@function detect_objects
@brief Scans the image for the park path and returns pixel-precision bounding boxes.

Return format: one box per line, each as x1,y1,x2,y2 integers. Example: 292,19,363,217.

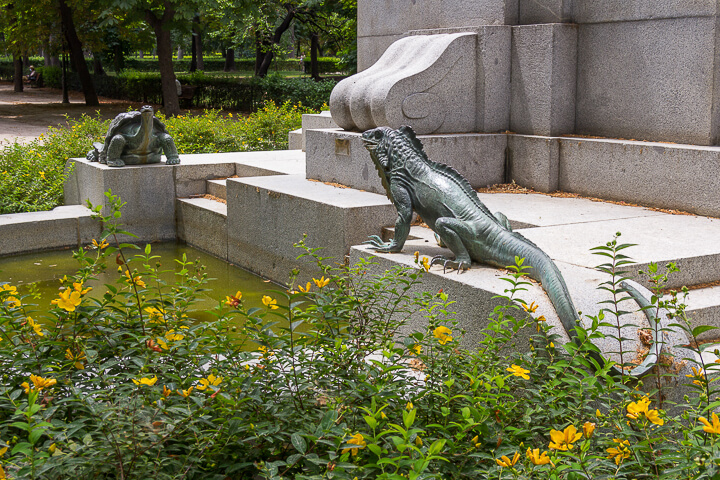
0,82,147,144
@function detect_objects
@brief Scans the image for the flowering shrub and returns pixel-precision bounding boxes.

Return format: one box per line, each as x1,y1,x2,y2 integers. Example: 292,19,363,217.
0,101,313,214
0,196,719,479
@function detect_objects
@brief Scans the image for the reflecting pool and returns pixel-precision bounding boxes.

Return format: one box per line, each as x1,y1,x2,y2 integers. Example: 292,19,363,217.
0,243,284,320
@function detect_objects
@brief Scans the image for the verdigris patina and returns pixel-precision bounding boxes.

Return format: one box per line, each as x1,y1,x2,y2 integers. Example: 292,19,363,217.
362,125,661,377
87,105,180,167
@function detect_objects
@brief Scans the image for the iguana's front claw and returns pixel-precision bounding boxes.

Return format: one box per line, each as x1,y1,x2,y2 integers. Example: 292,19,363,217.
363,235,400,253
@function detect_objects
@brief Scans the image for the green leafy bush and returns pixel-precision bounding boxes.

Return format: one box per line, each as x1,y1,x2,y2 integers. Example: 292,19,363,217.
37,68,336,112
0,102,312,214
0,198,719,479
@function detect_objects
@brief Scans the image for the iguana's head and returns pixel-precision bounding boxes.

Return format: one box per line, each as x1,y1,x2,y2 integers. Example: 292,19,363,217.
361,127,392,152
362,125,427,172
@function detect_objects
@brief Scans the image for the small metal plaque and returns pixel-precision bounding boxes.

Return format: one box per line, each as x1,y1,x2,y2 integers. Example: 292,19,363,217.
335,139,350,156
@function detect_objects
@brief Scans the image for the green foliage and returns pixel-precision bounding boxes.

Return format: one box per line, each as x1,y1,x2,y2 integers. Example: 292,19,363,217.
1,202,719,479
37,67,336,111
0,102,312,213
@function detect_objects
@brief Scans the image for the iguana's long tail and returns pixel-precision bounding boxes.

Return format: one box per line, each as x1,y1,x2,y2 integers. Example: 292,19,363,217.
486,230,660,377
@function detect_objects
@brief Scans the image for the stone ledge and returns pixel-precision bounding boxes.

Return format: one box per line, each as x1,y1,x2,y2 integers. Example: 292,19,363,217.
226,174,397,283
0,205,101,256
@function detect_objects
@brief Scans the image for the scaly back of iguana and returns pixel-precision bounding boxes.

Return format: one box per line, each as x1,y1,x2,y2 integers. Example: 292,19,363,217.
362,125,498,222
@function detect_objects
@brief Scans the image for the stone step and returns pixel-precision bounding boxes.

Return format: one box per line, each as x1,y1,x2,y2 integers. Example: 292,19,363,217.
207,179,227,200
476,192,720,290
176,197,227,260
225,174,398,282
685,285,720,342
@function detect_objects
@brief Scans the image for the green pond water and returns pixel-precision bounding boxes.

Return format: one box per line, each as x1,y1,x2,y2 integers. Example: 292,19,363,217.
0,243,284,322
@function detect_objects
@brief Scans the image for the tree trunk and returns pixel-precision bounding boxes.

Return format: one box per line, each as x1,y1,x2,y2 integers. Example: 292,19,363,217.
310,32,320,81
254,29,262,76
13,55,23,92
189,34,197,72
146,3,180,116
223,47,235,71
42,47,51,66
92,52,105,75
193,15,203,70
177,46,182,60
59,0,99,105
256,5,296,77
139,50,144,58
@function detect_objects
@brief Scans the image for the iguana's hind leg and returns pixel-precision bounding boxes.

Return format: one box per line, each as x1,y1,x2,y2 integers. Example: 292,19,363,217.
430,217,473,273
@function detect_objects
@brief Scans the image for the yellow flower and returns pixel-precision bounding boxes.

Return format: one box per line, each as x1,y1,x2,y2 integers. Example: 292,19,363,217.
606,439,631,465
178,386,194,397
162,385,172,397
73,282,92,295
124,270,146,289
596,409,604,418
156,338,169,350
0,443,6,457
91,238,108,249
433,326,453,345
415,436,423,446
22,374,57,394
495,452,520,468
406,401,414,410
583,421,596,438
413,251,420,262
549,425,581,450
197,374,222,391
421,256,430,272
27,317,44,336
262,295,278,309
409,344,421,355
526,448,552,466
313,276,330,288
297,282,311,293
536,315,547,332
51,288,82,312
342,433,366,456
65,348,86,369
1,284,20,307
165,329,185,342
471,435,481,448
686,366,705,386
145,307,167,323
522,301,539,313
225,291,242,308
132,376,158,386
699,412,720,434
39,171,45,180
626,396,663,425
506,364,530,380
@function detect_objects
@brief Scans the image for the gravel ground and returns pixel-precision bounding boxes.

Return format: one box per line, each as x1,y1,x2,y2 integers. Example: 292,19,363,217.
0,82,151,144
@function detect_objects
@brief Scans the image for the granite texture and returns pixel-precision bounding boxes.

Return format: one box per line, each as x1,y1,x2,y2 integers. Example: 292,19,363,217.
557,137,720,217
226,175,397,283
576,17,719,145
510,23,577,136
305,129,506,194
507,134,559,192
331,32,477,134
176,198,228,260
64,158,177,243
0,206,101,256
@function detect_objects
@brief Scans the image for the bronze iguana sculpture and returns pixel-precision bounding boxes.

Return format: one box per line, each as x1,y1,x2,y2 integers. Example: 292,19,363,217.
87,105,180,168
362,125,662,377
